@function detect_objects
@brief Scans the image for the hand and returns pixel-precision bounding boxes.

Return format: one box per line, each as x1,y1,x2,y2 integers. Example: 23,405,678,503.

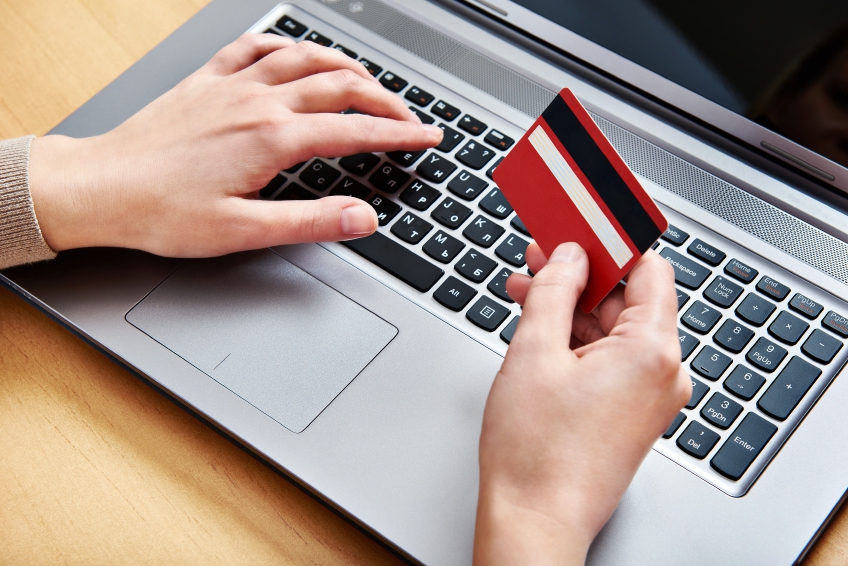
28,34,443,256
474,242,690,565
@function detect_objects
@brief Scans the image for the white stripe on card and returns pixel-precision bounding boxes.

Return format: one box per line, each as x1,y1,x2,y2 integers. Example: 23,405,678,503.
528,126,633,268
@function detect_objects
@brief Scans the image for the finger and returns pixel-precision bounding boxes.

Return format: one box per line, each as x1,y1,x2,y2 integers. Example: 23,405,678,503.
616,250,678,335
243,40,377,86
275,70,413,122
203,33,295,76
571,310,606,345
514,242,589,350
504,273,532,305
525,241,547,275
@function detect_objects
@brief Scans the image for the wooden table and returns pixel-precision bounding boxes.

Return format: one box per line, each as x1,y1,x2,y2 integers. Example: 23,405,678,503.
0,1,846,564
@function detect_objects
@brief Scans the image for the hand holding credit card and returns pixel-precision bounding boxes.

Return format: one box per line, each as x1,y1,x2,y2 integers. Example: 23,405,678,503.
493,88,668,312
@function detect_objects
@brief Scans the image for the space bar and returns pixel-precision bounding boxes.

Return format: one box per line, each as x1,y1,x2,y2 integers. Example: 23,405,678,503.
342,232,444,292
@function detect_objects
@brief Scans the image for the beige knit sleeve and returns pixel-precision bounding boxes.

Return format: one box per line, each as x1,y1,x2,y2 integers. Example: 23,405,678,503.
0,136,57,270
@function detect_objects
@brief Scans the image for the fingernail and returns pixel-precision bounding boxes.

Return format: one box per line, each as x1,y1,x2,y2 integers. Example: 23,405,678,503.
340,204,377,236
548,242,582,264
409,108,423,124
423,124,444,141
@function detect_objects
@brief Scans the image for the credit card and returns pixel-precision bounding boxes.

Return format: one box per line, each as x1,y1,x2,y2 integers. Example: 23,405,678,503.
493,88,668,312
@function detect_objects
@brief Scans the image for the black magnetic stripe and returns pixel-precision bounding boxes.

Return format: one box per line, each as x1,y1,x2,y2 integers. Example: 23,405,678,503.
541,96,659,252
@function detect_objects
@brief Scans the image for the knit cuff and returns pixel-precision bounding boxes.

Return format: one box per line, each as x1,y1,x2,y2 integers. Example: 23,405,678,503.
0,136,57,270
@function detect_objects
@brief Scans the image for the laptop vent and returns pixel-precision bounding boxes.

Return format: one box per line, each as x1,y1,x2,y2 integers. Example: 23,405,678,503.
320,0,848,285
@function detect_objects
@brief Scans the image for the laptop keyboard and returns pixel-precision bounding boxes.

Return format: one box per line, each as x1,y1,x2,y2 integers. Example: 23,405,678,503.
257,9,848,496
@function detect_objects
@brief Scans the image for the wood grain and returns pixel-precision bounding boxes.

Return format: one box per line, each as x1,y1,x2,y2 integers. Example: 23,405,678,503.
0,0,845,563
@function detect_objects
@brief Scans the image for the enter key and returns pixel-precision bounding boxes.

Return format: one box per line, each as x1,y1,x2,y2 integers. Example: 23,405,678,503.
711,413,778,481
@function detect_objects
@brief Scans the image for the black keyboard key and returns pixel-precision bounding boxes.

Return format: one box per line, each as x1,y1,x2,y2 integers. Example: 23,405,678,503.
484,130,515,151
276,16,306,37
495,234,529,267
736,293,776,326
757,356,821,420
423,230,465,263
703,276,744,308
463,215,505,248
455,249,497,283
823,311,848,338
661,224,689,246
687,377,710,409
400,179,441,210
724,365,766,401
663,413,686,439
447,170,488,200
676,289,690,311
431,197,472,229
456,140,496,170
405,86,434,107
432,100,460,121
724,258,758,284
691,345,732,380
379,71,407,92
339,153,380,176
677,421,720,459
342,232,443,292
436,123,465,152
409,107,435,124
458,114,487,135
387,149,425,167
264,28,283,36
358,58,382,77
369,162,410,193
299,159,341,190
746,336,788,373
701,392,743,429
305,31,332,46
259,174,286,198
329,176,370,199
757,276,790,302
486,157,503,180
713,319,755,353
417,153,458,184
368,194,401,226
285,161,306,174
332,44,357,58
768,311,809,345
466,296,510,331
687,239,726,266
500,315,520,344
391,211,433,244
433,276,476,311
510,215,531,237
660,248,711,289
789,293,824,319
802,329,843,364
711,413,777,480
274,183,316,201
488,268,514,303
651,241,660,250
479,188,513,219
679,328,700,361
681,300,722,334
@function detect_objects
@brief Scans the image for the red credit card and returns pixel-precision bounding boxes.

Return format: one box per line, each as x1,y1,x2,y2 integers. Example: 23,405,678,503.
493,88,668,312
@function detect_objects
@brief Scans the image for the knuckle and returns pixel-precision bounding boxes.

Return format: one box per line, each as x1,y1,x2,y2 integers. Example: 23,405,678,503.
294,39,322,58
332,68,363,89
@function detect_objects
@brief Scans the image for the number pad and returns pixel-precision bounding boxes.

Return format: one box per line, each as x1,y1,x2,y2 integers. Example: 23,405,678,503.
681,300,722,334
746,337,788,373
691,345,732,380
713,319,754,353
723,365,765,401
700,392,743,430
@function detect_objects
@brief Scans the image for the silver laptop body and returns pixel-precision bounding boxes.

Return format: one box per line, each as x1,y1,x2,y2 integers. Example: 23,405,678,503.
4,0,848,563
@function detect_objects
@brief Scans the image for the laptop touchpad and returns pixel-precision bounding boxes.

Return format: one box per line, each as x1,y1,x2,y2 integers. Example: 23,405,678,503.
126,249,397,433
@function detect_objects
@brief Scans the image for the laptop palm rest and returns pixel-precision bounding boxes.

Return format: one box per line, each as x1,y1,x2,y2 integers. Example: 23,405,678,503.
126,248,398,433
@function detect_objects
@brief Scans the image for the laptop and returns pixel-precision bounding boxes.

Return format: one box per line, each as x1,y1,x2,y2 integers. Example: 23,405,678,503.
4,0,848,563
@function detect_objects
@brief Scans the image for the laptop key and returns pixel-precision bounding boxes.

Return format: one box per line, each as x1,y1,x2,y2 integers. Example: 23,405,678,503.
274,183,316,201
369,162,410,193
431,197,472,229
723,365,766,401
358,58,382,77
387,149,425,167
823,311,848,338
479,188,514,219
500,315,521,344
746,336,788,373
789,293,824,319
735,292,776,327
447,170,488,200
757,276,790,302
691,345,732,380
724,258,758,284
687,377,710,409
299,159,341,190
458,114,487,135
663,413,686,439
676,289,690,311
466,296,510,331
405,86,434,107
711,413,778,481
417,153,458,183
456,141,496,170
659,248,711,289
455,250,497,283
433,276,477,311
432,100,460,121
687,238,726,266
436,123,465,152
463,215,505,248
339,153,380,176
703,276,743,308
408,108,434,125
305,31,333,46
802,329,843,364
332,44,357,58
329,176,370,199
264,28,283,36
423,230,464,263
713,319,755,353
678,327,699,361
495,234,529,267
661,224,689,246
677,421,720,459
701,392,742,429
488,268,514,303
768,311,809,345
276,16,307,37
681,300,722,334
510,215,531,237
757,356,821,420
484,129,515,150
391,212,433,244
486,156,503,180
400,180,441,210
342,232,443,292
259,174,286,198
367,194,401,227
284,161,306,174
379,71,407,92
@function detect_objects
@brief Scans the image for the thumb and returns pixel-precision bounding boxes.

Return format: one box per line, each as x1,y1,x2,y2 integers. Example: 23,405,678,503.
515,242,589,350
234,196,378,245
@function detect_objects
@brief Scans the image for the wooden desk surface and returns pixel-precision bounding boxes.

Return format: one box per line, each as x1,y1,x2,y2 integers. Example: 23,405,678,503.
0,1,846,564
